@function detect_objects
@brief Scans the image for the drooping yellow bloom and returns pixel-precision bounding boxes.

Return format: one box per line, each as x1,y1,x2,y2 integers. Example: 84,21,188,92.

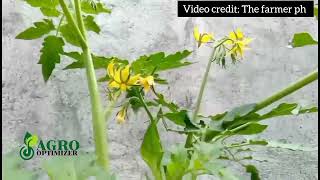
139,76,155,92
116,106,127,124
193,26,214,48
226,28,253,58
107,62,140,91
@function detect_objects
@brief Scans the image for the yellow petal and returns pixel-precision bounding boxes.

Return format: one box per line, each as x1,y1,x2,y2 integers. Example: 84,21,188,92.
229,31,237,41
120,83,127,91
235,28,244,39
109,80,120,89
193,26,200,41
116,111,125,124
146,76,155,85
201,33,214,43
120,65,130,82
107,62,115,78
114,69,122,83
128,74,140,85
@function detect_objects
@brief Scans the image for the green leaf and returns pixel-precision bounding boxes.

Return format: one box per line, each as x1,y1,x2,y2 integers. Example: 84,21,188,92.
162,144,190,180
38,36,65,82
16,19,55,40
154,94,179,113
290,32,318,47
245,165,260,180
141,122,163,180
25,0,60,17
164,110,189,126
60,23,82,47
40,7,60,17
131,50,192,75
220,104,257,123
84,15,101,34
260,103,318,120
25,0,59,8
234,123,267,135
43,157,77,180
222,103,317,129
63,52,128,69
3,151,36,180
81,1,111,14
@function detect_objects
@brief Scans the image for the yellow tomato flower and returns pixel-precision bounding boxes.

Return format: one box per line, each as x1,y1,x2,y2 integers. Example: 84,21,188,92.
107,62,140,91
116,106,127,124
194,26,214,48
226,28,253,58
139,76,155,92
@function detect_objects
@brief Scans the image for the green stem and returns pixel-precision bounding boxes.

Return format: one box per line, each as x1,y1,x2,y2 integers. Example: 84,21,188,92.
192,49,215,122
59,0,87,48
136,89,154,122
59,0,110,171
56,15,65,36
83,48,109,171
186,47,216,148
74,0,86,37
254,70,318,112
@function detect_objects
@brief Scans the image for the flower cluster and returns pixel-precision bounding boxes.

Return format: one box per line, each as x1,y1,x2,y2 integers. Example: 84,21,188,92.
193,26,253,61
107,61,155,124
107,61,155,92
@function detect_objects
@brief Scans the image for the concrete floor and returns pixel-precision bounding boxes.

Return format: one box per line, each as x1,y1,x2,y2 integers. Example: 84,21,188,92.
2,0,318,179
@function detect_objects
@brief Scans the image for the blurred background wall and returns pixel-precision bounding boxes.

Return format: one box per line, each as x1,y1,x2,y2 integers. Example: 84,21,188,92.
2,0,318,179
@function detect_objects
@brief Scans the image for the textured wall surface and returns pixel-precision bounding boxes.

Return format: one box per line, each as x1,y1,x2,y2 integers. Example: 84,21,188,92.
2,0,318,179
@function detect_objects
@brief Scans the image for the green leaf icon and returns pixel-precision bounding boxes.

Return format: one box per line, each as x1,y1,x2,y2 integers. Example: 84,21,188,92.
24,132,32,145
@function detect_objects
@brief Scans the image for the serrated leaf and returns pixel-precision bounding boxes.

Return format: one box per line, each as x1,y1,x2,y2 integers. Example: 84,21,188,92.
260,103,318,120
245,165,260,180
16,19,55,40
141,122,163,180
25,0,59,8
84,15,101,34
154,94,179,113
290,32,318,47
221,104,257,123
164,110,189,126
60,24,82,47
40,7,60,17
63,52,128,69
234,123,267,135
38,36,65,82
3,151,36,180
131,50,192,75
81,1,111,14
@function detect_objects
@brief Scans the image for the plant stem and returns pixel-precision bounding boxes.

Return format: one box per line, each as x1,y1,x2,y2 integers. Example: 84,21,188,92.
59,0,110,171
74,0,86,37
254,70,318,112
59,0,87,48
192,49,216,122
83,48,109,170
186,47,216,148
136,89,154,122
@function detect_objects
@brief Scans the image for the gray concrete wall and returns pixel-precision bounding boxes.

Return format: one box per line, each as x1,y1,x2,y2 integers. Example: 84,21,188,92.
2,0,318,179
